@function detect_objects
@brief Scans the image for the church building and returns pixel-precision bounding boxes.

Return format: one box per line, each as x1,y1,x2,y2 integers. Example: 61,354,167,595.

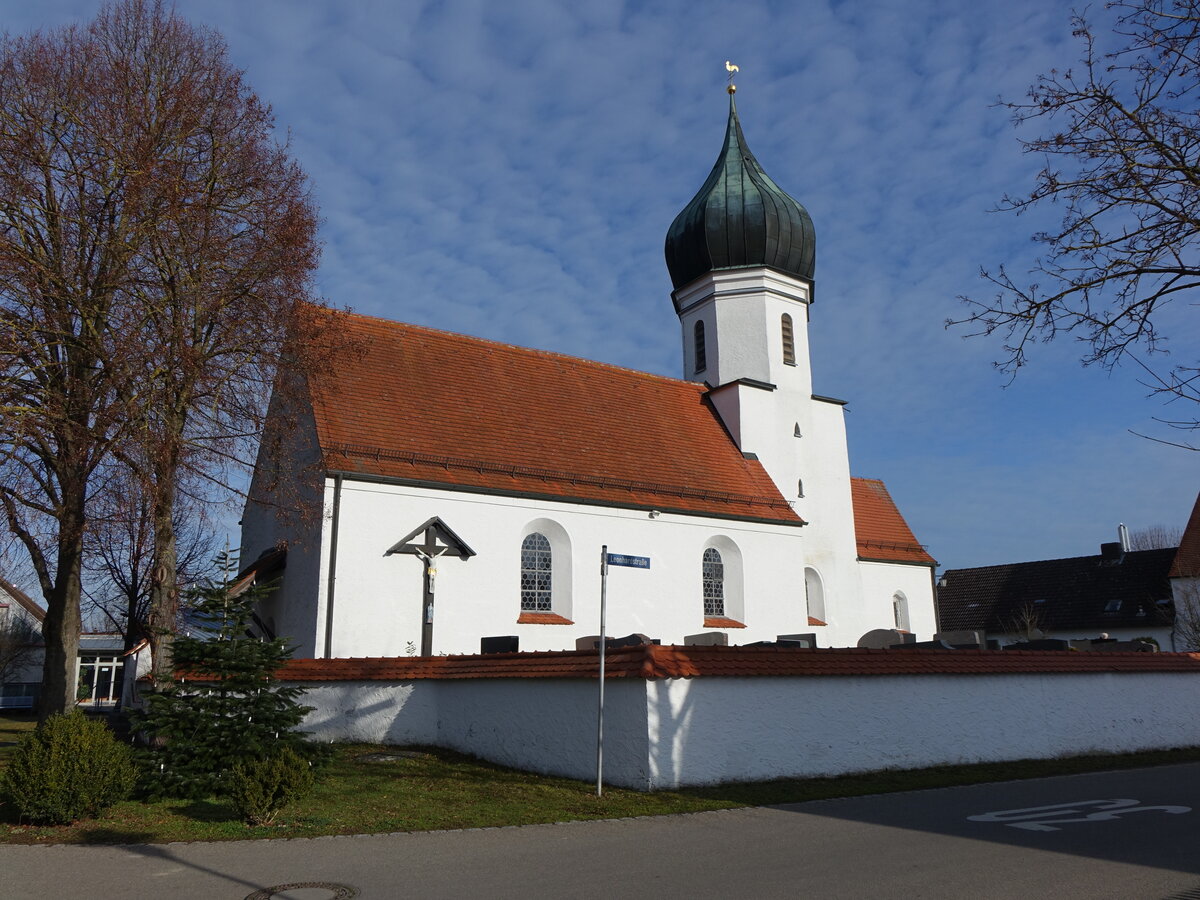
239,95,937,657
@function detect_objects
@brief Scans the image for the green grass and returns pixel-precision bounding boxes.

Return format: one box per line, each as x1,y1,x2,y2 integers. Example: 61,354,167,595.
2,713,1199,846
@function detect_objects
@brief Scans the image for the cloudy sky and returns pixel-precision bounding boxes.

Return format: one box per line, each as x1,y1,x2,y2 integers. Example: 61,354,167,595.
4,0,1196,571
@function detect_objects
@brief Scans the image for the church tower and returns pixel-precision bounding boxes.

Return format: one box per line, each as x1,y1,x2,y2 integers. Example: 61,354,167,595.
664,87,829,510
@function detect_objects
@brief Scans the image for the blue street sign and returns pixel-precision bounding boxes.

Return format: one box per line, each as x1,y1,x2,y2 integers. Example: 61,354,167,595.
606,553,650,569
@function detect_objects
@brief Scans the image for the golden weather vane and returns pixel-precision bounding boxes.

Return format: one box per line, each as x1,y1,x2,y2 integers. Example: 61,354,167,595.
725,60,739,94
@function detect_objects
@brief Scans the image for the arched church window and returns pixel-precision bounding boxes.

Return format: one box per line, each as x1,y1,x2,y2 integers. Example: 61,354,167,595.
694,320,707,374
797,478,805,498
781,313,796,366
805,567,825,624
893,591,910,631
521,533,552,612
702,547,724,617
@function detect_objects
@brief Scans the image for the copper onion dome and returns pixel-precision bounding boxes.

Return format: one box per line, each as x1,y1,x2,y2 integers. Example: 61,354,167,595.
665,97,815,290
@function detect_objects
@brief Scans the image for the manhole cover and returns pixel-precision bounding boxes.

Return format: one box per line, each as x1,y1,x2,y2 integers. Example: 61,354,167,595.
356,751,427,763
245,882,358,900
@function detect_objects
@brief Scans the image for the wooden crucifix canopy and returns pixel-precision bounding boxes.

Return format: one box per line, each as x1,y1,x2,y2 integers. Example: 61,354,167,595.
384,517,476,560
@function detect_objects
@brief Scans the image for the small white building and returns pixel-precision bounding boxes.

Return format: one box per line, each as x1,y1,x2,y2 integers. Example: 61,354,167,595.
0,577,151,709
240,97,937,657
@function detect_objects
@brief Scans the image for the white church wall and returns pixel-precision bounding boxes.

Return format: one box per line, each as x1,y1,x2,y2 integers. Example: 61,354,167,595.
293,666,1200,790
857,560,937,640
239,398,328,657
310,476,903,656
794,399,870,642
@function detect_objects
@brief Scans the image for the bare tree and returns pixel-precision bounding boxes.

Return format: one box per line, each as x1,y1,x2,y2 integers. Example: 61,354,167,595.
1001,600,1046,643
1128,524,1184,550
955,1,1200,446
82,460,214,649
0,15,147,718
1172,580,1200,651
0,0,324,714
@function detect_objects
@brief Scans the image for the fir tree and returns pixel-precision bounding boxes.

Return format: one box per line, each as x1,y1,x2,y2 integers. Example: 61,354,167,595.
134,552,314,799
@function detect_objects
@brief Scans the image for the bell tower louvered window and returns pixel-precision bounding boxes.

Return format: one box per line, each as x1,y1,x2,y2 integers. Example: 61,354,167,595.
781,313,796,366
694,320,707,374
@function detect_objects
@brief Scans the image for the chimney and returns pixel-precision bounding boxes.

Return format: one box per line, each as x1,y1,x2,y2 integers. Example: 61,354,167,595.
1100,541,1124,565
1118,523,1131,552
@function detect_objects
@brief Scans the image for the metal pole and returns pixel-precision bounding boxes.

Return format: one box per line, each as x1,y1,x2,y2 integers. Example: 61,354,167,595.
597,544,608,797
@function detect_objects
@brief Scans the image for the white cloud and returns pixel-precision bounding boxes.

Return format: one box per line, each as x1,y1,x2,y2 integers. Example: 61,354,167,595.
4,0,1194,570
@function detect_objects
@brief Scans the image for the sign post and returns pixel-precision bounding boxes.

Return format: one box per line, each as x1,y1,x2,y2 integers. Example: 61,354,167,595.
595,548,650,797
596,545,608,797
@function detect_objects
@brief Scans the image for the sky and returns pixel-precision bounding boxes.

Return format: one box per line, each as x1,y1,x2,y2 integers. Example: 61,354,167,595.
3,0,1196,573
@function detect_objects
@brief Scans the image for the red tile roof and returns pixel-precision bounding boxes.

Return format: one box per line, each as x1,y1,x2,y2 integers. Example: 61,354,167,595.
305,309,801,525
263,644,1200,682
850,478,935,566
1171,491,1200,578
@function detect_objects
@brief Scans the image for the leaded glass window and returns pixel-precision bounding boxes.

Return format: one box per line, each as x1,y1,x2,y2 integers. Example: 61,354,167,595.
702,547,724,617
521,533,553,612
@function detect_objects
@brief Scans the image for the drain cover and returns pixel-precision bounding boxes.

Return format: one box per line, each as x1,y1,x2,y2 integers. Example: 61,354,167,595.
244,882,358,900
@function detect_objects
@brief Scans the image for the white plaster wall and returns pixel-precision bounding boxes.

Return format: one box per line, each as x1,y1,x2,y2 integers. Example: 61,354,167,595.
857,560,937,640
436,679,649,785
795,401,863,643
299,680,439,745
646,672,1200,789
239,395,329,658
319,478,887,655
294,668,1200,790
297,677,647,787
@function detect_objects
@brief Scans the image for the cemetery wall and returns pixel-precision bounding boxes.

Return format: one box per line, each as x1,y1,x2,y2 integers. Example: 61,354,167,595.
290,648,1200,790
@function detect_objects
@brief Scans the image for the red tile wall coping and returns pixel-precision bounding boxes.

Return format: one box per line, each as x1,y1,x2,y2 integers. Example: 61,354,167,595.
221,645,1200,683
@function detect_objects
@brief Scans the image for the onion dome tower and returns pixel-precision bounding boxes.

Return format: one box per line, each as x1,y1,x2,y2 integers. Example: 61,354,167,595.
664,68,825,511
664,96,815,292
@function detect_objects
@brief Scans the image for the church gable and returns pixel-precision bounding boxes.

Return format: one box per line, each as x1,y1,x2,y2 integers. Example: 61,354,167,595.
303,309,801,525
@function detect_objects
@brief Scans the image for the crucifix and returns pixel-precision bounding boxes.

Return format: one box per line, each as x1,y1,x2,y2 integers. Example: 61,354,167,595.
384,517,476,656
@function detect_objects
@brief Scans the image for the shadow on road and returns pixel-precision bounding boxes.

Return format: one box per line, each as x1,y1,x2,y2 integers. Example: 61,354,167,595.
760,761,1200,878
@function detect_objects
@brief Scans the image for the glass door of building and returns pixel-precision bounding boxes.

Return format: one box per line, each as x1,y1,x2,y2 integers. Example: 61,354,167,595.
77,654,124,706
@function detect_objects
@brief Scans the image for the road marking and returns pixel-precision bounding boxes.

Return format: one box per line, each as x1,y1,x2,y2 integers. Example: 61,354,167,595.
967,799,1192,832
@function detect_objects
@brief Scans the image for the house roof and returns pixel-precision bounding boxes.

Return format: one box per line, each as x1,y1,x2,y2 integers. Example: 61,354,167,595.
937,547,1177,633
1171,491,1200,578
306,309,802,525
0,577,45,623
850,478,936,566
262,644,1200,682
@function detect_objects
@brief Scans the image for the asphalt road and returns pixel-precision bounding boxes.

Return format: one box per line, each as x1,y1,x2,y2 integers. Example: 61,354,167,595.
4,763,1200,899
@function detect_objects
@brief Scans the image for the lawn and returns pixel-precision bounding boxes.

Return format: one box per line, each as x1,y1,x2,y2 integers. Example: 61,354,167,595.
2,712,1199,846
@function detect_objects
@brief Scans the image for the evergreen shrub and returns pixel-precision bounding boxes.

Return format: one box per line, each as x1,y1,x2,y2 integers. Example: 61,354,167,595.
227,747,315,825
0,711,136,824
134,552,319,800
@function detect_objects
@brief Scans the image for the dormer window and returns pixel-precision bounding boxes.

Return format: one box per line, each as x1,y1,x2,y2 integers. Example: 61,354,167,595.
781,313,796,366
694,320,707,374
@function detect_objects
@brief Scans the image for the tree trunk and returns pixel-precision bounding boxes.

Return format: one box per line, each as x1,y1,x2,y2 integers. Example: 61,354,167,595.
37,500,85,722
147,465,179,685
